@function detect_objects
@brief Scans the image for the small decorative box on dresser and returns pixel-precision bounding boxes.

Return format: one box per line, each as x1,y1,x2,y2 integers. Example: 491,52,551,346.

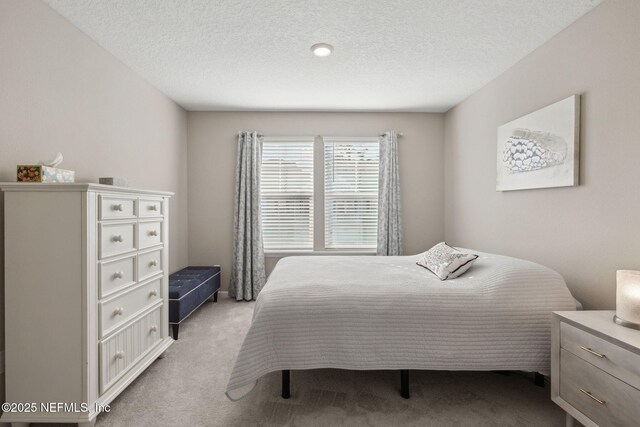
552,311,640,427
0,183,174,427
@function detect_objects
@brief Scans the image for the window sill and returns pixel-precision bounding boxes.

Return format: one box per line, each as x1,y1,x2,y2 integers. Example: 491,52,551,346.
265,250,376,258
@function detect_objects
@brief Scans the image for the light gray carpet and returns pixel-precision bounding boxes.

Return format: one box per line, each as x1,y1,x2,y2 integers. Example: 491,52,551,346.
92,293,568,427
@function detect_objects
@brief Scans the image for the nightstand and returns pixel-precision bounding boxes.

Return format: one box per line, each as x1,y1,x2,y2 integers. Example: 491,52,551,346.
552,311,640,427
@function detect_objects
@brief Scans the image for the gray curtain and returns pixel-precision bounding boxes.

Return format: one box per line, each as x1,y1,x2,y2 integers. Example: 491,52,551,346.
377,130,403,256
229,131,266,301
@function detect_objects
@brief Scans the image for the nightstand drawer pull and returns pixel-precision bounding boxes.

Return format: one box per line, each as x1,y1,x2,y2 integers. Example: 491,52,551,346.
579,389,606,405
580,346,606,358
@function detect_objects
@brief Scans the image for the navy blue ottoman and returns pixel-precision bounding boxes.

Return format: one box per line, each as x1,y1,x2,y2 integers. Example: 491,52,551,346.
168,266,220,339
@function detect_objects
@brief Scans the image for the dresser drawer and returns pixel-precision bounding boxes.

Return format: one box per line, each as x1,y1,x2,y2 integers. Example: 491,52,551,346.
99,278,162,338
560,349,640,427
138,249,163,282
99,306,162,393
99,222,136,259
99,195,136,220
561,322,640,389
138,220,162,250
99,255,136,298
139,198,163,218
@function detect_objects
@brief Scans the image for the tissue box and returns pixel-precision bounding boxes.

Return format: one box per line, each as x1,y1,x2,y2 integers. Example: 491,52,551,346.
17,165,75,183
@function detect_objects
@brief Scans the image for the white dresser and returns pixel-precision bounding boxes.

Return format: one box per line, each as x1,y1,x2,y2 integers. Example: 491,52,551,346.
552,311,640,427
0,183,173,427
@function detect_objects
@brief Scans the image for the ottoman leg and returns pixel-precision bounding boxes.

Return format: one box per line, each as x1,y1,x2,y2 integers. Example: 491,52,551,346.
213,290,218,302
171,324,179,340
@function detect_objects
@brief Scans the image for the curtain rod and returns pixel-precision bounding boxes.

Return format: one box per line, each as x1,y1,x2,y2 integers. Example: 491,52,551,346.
238,132,404,138
237,131,265,138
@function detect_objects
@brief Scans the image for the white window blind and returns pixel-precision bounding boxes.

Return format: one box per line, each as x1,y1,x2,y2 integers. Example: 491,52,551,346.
260,137,314,250
324,137,379,249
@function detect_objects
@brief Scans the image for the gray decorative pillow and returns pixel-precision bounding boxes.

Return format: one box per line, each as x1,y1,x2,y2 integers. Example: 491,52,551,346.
416,242,478,280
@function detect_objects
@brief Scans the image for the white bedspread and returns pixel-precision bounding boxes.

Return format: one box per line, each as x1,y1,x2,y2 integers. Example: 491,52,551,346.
226,251,575,399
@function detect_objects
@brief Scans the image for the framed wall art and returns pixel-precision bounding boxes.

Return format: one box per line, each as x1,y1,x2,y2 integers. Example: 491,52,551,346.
496,95,580,191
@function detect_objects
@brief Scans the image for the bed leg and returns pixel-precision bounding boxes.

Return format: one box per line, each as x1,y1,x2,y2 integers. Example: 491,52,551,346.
400,370,410,399
535,372,545,387
282,370,290,399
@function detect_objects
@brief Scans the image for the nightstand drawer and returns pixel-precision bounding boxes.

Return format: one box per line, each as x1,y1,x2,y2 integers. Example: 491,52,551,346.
560,349,640,427
561,321,640,389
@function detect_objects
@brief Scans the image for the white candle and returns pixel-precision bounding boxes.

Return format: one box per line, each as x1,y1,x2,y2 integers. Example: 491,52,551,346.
616,270,640,326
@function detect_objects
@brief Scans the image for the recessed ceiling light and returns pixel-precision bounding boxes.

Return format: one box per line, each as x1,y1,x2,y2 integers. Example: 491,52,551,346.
311,43,333,57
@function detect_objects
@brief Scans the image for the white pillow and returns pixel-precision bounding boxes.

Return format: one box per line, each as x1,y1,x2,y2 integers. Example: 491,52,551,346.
416,242,478,280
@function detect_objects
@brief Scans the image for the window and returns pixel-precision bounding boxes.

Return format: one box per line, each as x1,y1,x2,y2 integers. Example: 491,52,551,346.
260,135,379,252
324,138,379,249
260,137,314,250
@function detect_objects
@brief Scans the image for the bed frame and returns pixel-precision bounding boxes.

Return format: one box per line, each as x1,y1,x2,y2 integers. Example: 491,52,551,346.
280,370,544,399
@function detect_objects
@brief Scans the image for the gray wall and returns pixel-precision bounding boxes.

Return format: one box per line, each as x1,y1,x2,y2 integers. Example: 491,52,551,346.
188,112,445,291
444,0,640,310
0,0,189,400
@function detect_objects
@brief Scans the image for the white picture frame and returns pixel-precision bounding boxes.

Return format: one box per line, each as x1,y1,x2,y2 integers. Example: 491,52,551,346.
496,95,580,191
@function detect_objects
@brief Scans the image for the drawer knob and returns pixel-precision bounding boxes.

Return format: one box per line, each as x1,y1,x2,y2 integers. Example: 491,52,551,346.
149,260,158,267
112,235,124,243
149,205,158,211
149,230,158,237
150,325,158,332
112,204,124,211
113,271,124,279
114,307,124,316
115,351,125,360
150,289,158,297
579,389,606,405
580,346,606,358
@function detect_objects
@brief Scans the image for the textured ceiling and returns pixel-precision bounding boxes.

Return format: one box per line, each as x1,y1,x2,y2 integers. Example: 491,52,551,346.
44,0,602,112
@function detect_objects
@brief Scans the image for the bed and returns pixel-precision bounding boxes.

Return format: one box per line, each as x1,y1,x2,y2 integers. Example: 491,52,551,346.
226,250,576,400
